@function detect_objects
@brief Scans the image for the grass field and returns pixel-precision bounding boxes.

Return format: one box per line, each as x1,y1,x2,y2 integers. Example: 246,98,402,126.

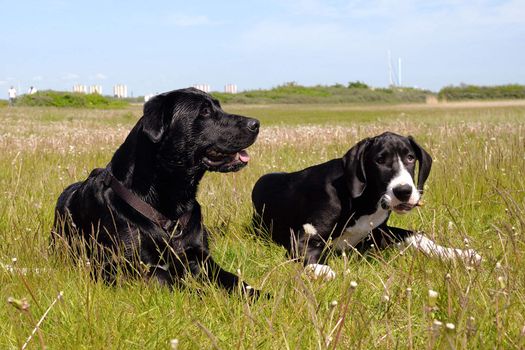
1,101,524,349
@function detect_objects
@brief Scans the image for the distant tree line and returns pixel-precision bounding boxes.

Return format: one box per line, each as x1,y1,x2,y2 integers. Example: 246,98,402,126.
13,90,128,108
438,84,525,101
212,81,431,104
2,83,524,107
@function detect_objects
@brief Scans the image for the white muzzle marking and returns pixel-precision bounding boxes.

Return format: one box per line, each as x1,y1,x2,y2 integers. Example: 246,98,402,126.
382,157,420,212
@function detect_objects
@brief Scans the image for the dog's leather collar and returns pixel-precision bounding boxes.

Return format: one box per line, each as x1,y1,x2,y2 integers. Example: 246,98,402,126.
102,170,191,233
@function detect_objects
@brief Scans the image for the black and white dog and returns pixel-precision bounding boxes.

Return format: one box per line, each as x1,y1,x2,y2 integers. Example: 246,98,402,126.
252,132,481,280
53,88,260,294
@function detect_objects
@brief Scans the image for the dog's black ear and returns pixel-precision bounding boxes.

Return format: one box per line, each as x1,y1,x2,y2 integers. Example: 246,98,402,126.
141,94,167,143
342,138,370,198
408,136,432,193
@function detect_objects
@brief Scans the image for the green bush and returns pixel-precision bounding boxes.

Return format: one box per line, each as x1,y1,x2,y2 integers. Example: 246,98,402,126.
0,99,7,108
438,84,525,101
212,83,432,104
16,90,128,108
348,81,369,89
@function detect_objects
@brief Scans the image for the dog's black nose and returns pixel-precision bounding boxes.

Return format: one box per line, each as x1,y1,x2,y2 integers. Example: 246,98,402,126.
393,184,412,202
246,119,260,133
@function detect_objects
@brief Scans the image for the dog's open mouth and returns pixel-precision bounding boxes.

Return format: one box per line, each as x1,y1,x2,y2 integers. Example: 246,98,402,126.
203,149,251,172
381,195,417,214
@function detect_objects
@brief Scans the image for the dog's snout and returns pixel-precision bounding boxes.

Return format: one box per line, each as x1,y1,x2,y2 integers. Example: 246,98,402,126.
393,184,412,202
246,118,260,133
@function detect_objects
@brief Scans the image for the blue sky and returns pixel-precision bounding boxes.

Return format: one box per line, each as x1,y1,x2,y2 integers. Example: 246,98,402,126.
1,0,524,96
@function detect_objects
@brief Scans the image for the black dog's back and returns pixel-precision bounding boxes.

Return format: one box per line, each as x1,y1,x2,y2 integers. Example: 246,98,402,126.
53,182,81,237
53,168,106,240
252,172,288,219
252,172,290,245
55,182,81,214
252,159,346,250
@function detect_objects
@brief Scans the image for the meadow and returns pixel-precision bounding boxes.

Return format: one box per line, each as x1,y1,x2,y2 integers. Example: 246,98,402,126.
0,101,524,349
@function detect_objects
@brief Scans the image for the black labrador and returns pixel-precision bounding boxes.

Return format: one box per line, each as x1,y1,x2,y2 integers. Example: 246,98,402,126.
53,88,260,293
252,132,481,280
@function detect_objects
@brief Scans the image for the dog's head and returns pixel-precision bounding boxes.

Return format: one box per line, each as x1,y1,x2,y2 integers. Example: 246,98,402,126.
139,88,259,173
342,132,432,214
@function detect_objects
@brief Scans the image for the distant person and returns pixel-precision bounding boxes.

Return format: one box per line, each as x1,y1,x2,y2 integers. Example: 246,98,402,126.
28,86,37,94
8,86,17,106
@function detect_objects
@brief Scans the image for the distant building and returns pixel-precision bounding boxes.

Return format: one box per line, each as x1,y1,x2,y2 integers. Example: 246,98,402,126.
193,84,211,93
224,84,237,94
89,85,102,94
73,84,87,94
113,84,128,98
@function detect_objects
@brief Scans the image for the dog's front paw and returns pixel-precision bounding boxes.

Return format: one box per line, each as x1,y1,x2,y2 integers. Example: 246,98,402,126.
304,264,336,281
241,284,270,300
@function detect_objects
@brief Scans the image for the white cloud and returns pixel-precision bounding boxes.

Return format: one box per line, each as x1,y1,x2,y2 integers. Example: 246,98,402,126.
282,0,525,25
260,0,525,54
231,0,525,90
465,0,525,25
32,75,44,81
283,0,342,18
92,73,107,80
240,21,355,52
281,0,403,19
61,73,79,80
170,14,212,27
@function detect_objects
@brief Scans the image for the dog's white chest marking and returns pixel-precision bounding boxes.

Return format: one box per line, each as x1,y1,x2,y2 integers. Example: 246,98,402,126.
332,207,389,251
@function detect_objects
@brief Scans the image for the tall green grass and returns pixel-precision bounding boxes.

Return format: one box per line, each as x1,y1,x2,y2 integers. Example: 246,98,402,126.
0,103,524,349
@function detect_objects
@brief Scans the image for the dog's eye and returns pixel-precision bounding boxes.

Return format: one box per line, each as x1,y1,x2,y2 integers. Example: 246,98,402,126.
406,154,416,163
376,156,386,165
200,107,212,117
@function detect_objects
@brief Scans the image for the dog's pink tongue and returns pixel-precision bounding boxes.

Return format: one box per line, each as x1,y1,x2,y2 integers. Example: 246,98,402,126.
238,150,250,163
